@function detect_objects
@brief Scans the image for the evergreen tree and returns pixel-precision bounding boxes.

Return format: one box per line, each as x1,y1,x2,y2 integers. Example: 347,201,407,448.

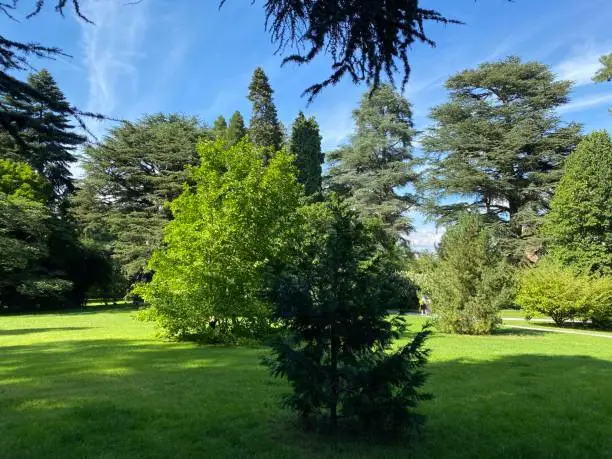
328,84,417,242
289,112,323,195
427,213,514,335
73,114,205,283
264,195,428,430
593,54,612,83
247,67,283,153
543,131,612,275
212,115,228,141
226,111,247,146
1,69,86,204
421,56,581,259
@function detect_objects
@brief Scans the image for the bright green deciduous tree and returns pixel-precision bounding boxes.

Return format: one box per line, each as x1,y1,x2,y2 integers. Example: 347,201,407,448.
517,259,612,327
428,213,514,334
328,84,418,242
73,114,205,283
136,139,303,342
264,195,427,430
289,112,323,195
247,67,283,153
543,131,612,275
226,111,247,146
421,57,581,260
0,159,47,200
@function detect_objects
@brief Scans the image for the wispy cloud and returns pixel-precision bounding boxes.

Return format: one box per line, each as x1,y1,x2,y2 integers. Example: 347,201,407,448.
554,44,611,86
558,92,612,114
79,0,150,124
316,104,355,151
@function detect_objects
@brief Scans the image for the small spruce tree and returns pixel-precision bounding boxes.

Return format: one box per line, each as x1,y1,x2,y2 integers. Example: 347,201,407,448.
289,112,323,195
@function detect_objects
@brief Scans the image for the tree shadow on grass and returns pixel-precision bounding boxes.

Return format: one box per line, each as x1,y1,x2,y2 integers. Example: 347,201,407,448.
492,327,547,336
0,327,92,336
0,338,610,459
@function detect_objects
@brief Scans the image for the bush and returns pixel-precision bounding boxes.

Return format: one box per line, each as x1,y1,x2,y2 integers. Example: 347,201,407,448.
517,260,612,328
427,213,514,334
264,196,430,433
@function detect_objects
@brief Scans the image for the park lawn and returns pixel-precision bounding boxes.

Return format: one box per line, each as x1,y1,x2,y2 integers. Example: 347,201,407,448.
1,309,611,459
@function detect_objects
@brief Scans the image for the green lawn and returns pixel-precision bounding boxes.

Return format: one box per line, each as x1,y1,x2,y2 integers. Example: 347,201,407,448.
1,308,611,458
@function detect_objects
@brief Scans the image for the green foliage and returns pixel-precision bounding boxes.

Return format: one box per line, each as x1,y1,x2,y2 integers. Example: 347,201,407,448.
328,84,417,242
517,259,612,328
543,131,612,275
1,69,86,205
264,196,428,431
593,54,612,83
136,138,303,342
428,213,513,334
226,111,247,146
247,67,283,153
73,114,205,282
422,57,582,260
289,112,323,195
255,0,458,100
212,115,228,140
0,159,47,201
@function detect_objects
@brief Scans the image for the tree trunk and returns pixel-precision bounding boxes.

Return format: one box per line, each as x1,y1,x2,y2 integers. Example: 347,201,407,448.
329,328,339,428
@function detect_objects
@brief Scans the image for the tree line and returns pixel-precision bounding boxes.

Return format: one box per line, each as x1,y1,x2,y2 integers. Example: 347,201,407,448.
2,55,611,431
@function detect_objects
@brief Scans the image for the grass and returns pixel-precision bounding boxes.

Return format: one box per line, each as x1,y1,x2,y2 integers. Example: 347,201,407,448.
1,308,611,458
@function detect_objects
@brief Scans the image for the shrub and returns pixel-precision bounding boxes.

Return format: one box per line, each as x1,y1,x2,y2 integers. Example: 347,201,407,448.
264,196,430,432
428,213,514,334
517,260,612,328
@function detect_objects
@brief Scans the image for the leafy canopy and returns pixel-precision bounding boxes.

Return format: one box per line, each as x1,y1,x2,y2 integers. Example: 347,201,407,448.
136,138,303,342
543,131,612,275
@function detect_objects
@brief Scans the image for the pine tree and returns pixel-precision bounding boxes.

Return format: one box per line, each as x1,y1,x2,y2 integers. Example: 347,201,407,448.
289,112,323,195
212,115,228,141
247,67,283,153
1,69,86,204
73,114,206,283
328,84,417,242
421,56,581,259
226,111,247,146
543,131,612,275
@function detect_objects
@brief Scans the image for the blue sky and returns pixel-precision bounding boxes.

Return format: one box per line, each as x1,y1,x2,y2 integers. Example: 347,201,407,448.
4,0,612,250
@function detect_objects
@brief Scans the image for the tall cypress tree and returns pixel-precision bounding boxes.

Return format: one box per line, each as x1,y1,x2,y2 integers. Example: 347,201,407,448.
212,115,228,141
289,112,323,195
226,111,247,146
247,67,283,153
328,84,417,242
1,69,86,204
421,57,582,259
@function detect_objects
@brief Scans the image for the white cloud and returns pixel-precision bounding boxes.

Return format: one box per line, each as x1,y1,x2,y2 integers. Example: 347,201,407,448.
554,44,612,86
558,92,612,114
408,225,444,252
79,0,150,125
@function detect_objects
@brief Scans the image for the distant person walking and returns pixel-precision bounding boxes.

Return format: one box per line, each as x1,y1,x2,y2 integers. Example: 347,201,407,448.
420,294,432,316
